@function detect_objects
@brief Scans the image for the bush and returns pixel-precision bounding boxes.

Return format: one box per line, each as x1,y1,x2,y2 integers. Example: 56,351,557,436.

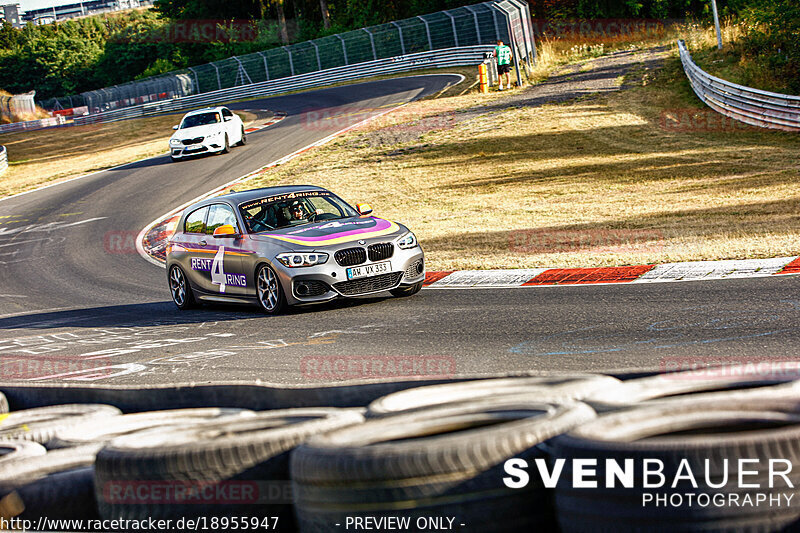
738,0,800,93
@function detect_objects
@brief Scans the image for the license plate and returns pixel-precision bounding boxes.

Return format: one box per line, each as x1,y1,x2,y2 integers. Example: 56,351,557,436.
187,144,202,150
347,261,390,280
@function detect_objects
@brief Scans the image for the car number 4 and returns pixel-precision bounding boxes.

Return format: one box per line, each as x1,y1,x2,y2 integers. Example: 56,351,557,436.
211,247,227,293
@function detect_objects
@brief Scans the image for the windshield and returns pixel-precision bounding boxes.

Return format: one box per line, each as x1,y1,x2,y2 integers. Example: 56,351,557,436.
239,191,359,233
180,112,221,128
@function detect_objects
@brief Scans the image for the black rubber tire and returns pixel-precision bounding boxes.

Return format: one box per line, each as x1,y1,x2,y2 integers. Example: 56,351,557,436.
237,126,247,146
168,264,198,310
0,445,103,520
367,374,621,417
221,133,230,154
48,407,253,449
0,440,46,465
550,399,800,533
291,399,595,533
256,264,287,315
94,408,364,524
0,404,121,444
390,281,423,297
585,361,800,412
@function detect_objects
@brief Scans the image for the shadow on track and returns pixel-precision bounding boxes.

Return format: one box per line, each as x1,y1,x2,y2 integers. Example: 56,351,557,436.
0,295,391,330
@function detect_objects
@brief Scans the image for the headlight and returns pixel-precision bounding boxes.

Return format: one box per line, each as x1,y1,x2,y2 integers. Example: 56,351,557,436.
276,252,329,268
397,232,417,249
169,139,181,146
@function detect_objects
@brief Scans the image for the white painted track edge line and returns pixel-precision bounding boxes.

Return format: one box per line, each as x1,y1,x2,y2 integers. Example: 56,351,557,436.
0,154,167,204
0,115,288,206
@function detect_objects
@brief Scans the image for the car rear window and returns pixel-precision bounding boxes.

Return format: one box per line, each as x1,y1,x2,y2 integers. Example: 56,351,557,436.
205,204,238,234
184,207,208,233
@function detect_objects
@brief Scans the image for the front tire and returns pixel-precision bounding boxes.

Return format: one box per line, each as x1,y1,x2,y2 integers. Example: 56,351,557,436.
169,265,197,310
390,281,422,297
256,264,286,314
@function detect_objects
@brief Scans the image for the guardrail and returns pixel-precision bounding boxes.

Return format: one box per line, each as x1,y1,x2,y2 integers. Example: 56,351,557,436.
678,40,800,132
0,146,7,175
75,46,494,126
0,115,66,134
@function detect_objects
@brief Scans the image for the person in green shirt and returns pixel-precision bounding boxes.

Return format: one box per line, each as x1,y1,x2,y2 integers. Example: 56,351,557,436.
494,40,513,90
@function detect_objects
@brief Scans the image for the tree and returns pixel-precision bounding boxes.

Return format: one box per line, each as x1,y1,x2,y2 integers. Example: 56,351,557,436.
274,0,289,43
319,0,331,29
0,20,19,50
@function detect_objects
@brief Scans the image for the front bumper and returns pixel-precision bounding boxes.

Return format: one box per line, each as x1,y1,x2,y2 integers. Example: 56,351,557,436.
274,247,425,306
170,139,226,158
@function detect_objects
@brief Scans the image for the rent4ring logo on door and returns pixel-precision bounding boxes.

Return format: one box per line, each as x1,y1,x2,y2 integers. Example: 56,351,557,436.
190,247,246,292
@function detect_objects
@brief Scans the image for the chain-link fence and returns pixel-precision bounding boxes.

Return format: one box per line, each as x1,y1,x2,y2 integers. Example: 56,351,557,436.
39,1,535,113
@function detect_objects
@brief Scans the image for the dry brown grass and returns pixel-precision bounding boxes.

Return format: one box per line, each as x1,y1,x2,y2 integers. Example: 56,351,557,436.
0,111,256,198
239,45,800,271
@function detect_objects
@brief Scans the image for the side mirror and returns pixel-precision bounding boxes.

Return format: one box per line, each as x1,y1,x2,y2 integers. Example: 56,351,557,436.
356,203,373,216
173,125,179,130
224,117,232,122
213,225,239,238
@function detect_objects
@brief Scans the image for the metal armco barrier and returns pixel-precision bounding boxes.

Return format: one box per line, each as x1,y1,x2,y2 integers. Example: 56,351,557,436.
678,40,800,132
0,146,7,175
75,46,494,126
0,115,65,134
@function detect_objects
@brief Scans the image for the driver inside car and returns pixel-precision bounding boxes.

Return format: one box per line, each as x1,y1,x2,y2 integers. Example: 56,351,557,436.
289,200,309,222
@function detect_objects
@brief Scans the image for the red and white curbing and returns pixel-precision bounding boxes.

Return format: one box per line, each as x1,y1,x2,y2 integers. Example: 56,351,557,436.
423,256,800,288
242,111,286,133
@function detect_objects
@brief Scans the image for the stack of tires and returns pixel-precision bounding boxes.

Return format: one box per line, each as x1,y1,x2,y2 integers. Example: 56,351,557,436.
1,363,800,532
291,365,800,532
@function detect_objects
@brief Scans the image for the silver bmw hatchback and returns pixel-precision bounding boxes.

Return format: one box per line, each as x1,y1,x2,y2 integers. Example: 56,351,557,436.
166,185,425,313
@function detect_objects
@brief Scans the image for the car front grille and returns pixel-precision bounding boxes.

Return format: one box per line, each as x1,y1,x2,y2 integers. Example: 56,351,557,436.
367,243,394,262
335,247,367,267
182,137,204,145
404,259,424,280
333,272,402,296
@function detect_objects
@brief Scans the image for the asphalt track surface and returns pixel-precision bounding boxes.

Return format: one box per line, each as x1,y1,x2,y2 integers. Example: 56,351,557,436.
0,74,798,385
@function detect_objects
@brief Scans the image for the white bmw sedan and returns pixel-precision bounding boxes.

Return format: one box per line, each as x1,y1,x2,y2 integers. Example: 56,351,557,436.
169,106,246,162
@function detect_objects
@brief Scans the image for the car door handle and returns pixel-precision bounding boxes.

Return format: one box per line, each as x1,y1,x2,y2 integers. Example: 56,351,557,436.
199,240,207,246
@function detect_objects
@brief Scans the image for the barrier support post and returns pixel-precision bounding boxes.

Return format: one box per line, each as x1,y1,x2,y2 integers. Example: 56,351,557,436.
479,63,489,93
